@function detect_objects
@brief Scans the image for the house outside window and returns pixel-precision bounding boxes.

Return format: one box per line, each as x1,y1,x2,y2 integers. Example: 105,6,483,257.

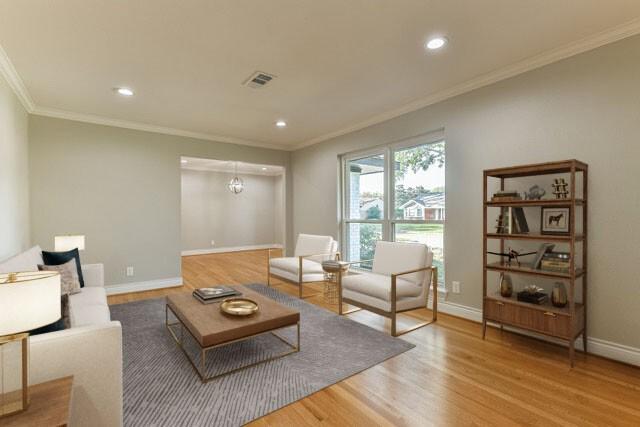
341,135,445,284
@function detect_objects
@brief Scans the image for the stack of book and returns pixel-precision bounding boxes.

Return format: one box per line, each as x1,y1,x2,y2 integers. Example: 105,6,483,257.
491,191,522,202
516,291,548,304
193,286,241,304
540,252,571,273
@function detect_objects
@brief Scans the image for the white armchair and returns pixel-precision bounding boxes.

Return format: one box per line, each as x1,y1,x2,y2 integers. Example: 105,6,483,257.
338,241,437,336
268,233,339,298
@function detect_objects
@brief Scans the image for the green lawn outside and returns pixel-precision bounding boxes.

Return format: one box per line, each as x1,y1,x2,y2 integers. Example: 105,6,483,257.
396,223,443,232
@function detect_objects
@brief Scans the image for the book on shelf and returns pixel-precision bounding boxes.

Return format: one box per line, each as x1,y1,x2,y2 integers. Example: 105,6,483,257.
496,207,529,234
491,190,522,202
542,251,570,261
540,260,571,273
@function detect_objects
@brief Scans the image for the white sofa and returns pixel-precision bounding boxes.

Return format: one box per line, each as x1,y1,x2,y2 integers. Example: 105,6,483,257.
0,246,123,427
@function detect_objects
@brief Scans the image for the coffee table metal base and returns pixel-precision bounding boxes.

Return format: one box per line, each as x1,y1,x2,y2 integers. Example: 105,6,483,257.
166,304,300,383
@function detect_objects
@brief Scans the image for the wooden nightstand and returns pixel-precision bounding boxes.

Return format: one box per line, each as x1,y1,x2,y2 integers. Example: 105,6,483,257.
1,376,73,427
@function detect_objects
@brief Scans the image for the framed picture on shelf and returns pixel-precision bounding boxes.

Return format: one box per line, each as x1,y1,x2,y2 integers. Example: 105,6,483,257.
540,207,570,235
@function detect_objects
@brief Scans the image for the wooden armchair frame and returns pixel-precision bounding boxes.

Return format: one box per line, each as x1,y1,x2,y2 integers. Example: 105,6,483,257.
267,248,340,298
337,264,438,336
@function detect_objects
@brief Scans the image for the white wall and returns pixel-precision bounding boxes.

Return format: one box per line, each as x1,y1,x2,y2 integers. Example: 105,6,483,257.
29,116,292,287
181,169,284,251
0,71,29,261
291,34,640,350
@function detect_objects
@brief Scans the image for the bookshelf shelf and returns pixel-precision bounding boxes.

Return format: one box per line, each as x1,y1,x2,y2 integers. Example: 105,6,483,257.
485,262,585,279
482,159,588,367
485,199,585,208
486,233,584,242
486,293,584,316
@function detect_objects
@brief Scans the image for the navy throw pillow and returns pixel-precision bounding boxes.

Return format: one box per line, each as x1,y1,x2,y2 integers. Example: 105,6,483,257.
42,248,85,288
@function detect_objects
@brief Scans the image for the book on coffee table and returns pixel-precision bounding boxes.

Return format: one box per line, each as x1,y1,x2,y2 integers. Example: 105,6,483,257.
193,286,241,304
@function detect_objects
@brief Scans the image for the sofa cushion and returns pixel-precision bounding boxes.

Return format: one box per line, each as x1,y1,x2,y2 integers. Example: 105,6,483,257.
342,271,422,301
70,286,108,306
69,287,111,327
42,248,85,288
269,257,324,275
0,245,44,273
38,259,82,295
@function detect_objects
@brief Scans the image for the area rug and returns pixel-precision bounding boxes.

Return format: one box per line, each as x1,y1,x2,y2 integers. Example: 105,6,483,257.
110,284,414,426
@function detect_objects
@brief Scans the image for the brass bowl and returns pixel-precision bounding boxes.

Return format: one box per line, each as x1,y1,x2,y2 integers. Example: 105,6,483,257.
220,298,259,316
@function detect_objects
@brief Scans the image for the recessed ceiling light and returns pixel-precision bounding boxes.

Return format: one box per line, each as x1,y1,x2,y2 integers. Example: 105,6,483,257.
261,167,267,171
425,37,447,50
275,120,287,128
181,159,188,164
115,87,134,96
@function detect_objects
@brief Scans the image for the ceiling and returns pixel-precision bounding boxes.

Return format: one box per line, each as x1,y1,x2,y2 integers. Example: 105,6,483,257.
1,1,640,150
181,157,284,176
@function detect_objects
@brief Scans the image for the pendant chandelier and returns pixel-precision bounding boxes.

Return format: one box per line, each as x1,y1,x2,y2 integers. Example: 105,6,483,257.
228,162,244,194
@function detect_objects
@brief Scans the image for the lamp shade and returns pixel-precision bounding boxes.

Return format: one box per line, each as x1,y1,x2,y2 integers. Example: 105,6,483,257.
55,235,85,251
0,272,61,336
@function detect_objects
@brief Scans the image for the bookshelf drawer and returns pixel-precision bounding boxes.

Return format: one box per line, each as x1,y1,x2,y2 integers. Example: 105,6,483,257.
514,306,571,339
484,298,571,339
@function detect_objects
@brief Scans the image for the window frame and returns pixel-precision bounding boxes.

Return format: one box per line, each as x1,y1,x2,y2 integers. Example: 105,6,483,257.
339,132,445,271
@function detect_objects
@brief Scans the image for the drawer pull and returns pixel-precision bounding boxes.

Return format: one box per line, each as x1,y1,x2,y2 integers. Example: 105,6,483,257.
543,312,557,318
496,301,505,306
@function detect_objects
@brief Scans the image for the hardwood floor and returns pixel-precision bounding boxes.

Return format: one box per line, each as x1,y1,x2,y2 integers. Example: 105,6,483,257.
108,250,640,426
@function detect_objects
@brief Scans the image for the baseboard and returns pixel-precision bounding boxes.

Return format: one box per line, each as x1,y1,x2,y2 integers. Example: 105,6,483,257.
436,301,483,322
436,300,640,366
182,244,283,257
105,277,183,295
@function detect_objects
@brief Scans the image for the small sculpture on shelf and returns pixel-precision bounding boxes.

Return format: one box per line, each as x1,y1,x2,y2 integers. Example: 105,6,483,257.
524,185,546,200
487,247,537,267
551,178,570,199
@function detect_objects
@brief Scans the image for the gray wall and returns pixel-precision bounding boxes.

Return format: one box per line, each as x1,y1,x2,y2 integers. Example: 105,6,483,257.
292,35,640,348
0,72,29,261
181,169,284,250
29,116,292,286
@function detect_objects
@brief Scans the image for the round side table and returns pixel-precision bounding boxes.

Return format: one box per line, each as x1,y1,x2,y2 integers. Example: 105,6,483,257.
321,262,349,305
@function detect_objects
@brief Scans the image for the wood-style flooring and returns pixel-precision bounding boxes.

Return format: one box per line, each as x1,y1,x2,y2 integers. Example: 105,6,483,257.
108,250,640,426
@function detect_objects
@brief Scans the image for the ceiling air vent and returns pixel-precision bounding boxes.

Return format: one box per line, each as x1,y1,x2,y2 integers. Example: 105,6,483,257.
243,71,276,89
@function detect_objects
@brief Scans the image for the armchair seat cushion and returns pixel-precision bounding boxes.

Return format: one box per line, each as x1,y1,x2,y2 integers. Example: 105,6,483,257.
342,271,422,301
269,257,324,275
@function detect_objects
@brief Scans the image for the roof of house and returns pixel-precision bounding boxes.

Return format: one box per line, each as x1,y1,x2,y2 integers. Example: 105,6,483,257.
399,192,445,209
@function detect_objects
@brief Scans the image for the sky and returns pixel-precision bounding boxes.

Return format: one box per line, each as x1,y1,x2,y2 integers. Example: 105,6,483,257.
360,164,445,194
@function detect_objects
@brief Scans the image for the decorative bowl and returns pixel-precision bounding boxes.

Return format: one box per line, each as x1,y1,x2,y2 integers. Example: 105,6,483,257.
220,298,259,316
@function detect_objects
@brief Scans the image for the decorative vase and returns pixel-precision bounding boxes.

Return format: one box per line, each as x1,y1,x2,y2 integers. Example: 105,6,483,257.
499,273,513,298
551,282,568,307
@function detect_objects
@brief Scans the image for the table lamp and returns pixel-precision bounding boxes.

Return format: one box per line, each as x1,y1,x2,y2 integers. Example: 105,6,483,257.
0,271,61,417
54,235,85,252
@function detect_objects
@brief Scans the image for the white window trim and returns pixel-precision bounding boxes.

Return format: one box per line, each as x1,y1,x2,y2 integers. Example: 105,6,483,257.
339,131,445,290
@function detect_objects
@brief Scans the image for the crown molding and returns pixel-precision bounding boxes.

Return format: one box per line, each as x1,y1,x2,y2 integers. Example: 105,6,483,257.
0,44,35,111
31,106,291,151
293,17,640,150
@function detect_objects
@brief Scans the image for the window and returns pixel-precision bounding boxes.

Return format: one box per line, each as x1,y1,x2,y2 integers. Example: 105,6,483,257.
341,138,445,283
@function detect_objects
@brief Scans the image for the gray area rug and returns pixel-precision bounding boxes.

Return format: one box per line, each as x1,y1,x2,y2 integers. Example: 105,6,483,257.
110,284,414,426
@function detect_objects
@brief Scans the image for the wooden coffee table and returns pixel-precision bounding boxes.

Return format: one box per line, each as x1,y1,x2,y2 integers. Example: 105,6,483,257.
166,285,300,382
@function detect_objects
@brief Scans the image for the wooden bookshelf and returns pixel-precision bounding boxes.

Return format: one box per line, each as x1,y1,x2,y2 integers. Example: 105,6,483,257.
482,159,588,367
